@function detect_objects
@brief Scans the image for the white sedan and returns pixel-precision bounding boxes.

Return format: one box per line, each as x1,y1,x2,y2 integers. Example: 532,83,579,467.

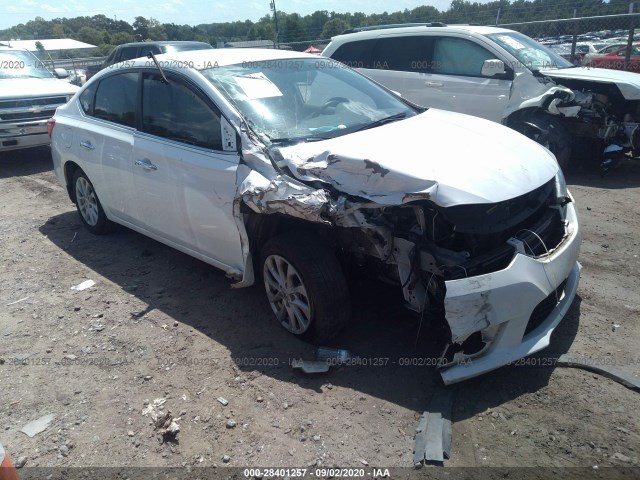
50,48,581,384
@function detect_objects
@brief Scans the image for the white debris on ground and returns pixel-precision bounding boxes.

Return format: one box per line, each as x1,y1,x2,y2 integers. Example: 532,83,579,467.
142,398,180,441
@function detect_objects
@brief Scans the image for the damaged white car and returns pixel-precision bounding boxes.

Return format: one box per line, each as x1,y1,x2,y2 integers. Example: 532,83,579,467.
50,49,581,384
323,24,640,171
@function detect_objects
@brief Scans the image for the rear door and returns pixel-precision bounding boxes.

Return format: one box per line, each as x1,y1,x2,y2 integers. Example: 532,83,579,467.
74,71,138,222
358,35,432,104
132,71,243,269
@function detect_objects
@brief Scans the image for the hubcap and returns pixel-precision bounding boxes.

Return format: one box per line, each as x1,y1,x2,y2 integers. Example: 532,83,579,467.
263,255,311,334
75,176,99,226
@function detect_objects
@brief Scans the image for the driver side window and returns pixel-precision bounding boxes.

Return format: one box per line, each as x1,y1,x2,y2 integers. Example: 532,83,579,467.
141,73,223,150
432,37,494,77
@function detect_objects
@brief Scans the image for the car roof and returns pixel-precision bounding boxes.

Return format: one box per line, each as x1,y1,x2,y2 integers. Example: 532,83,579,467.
134,48,321,70
329,24,515,42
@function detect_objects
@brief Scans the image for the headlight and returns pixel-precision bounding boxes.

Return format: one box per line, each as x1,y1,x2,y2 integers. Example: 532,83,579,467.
555,169,568,201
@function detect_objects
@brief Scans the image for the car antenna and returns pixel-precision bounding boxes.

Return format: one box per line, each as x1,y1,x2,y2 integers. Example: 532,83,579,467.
146,52,169,84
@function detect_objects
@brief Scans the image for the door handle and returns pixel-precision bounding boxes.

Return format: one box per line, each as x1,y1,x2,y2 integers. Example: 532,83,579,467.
425,81,444,87
135,159,158,171
80,141,95,150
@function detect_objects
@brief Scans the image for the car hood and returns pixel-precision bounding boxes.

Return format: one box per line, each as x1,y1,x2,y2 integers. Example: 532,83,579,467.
276,109,559,208
0,78,79,99
539,66,640,100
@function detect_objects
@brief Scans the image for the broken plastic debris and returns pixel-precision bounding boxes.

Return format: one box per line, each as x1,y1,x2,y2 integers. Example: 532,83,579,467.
217,397,229,406
20,414,55,438
71,280,95,291
153,411,180,441
142,398,167,416
141,398,179,441
6,297,29,306
316,347,356,362
291,359,330,374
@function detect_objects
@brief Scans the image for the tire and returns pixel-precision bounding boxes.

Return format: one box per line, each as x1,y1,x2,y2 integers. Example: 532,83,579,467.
72,169,110,235
260,232,350,344
518,114,573,170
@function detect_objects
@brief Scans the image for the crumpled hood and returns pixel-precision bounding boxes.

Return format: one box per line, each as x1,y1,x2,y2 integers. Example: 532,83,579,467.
277,109,559,207
0,78,79,99
539,66,640,100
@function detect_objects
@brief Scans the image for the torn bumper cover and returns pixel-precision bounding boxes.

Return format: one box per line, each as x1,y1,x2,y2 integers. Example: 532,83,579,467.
438,202,581,385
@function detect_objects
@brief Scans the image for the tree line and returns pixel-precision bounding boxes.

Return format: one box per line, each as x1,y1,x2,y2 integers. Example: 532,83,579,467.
0,0,634,55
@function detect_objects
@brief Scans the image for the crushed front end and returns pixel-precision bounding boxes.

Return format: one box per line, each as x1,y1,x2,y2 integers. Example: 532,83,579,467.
331,172,581,384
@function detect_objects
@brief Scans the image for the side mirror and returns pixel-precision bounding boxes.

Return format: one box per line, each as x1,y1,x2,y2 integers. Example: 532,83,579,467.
53,68,69,79
481,59,506,77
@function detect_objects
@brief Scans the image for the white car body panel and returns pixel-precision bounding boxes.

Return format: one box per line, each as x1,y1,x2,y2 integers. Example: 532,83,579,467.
539,66,640,100
0,78,79,97
278,109,558,207
132,133,244,269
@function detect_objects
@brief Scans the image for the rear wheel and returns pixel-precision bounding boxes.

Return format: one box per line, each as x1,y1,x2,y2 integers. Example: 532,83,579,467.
72,169,110,234
260,232,350,344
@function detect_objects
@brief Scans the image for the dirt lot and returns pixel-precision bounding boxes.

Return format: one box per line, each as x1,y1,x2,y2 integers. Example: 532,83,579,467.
1,148,639,477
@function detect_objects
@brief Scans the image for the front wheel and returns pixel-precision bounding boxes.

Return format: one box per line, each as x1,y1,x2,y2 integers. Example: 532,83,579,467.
260,232,350,344
516,114,573,170
72,169,110,234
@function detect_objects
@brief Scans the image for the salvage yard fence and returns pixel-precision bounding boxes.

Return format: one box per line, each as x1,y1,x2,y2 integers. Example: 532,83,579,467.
46,10,640,74
496,12,640,70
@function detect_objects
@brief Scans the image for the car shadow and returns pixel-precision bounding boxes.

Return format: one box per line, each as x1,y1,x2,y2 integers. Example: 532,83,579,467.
0,147,53,178
449,296,583,423
39,210,581,415
567,160,640,188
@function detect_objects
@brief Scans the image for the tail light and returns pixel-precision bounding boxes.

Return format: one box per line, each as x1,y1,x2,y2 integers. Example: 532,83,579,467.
47,118,56,138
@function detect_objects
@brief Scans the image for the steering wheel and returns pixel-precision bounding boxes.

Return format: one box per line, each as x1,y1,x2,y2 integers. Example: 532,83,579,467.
321,96,350,112
305,97,350,119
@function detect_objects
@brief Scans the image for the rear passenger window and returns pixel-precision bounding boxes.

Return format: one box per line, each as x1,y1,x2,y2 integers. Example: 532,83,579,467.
141,73,223,150
331,39,375,68
370,36,430,72
432,37,494,77
79,82,97,115
93,72,138,127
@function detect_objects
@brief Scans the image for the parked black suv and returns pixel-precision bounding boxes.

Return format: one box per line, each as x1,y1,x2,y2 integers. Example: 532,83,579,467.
86,41,213,80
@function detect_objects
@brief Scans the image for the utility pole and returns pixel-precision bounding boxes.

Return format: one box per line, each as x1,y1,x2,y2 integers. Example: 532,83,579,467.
624,2,635,70
270,0,280,48
495,7,501,26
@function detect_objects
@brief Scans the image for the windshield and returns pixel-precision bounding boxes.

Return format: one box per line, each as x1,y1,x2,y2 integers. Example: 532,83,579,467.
201,57,415,143
0,49,54,79
487,32,574,71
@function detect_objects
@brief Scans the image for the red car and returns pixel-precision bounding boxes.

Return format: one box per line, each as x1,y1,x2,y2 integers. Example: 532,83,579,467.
585,44,640,72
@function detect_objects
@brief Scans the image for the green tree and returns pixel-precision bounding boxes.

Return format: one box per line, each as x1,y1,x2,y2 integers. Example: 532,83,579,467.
320,18,350,38
76,26,105,46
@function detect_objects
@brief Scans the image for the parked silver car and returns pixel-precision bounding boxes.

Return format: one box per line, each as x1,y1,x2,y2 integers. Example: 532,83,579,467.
50,48,581,384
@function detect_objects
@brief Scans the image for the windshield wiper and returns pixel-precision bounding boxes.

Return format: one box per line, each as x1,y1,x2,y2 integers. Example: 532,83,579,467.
355,112,407,132
269,136,331,145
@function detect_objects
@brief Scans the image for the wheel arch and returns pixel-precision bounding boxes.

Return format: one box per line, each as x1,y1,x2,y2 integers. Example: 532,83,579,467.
63,161,81,203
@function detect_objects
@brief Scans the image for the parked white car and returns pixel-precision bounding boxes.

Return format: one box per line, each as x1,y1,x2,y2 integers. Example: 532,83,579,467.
323,24,640,169
0,45,78,152
50,48,581,384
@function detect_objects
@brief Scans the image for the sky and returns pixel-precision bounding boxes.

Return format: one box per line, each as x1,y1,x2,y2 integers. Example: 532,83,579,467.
1,0,495,31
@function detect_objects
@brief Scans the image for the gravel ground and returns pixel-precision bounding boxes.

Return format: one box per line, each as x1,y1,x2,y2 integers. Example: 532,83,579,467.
0,148,639,477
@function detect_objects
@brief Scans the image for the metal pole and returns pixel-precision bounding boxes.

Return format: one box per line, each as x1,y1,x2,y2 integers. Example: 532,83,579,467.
570,9,578,64
625,3,635,70
496,8,501,26
271,1,280,49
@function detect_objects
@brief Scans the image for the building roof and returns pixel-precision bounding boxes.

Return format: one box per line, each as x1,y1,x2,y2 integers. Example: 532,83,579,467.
0,39,97,51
